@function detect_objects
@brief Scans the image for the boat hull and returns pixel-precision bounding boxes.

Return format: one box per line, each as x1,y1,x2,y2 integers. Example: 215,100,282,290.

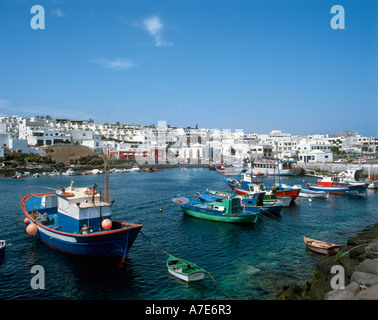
167,268,205,282
181,206,258,223
225,179,300,202
298,190,329,199
21,194,143,263
214,165,243,175
304,237,341,255
166,256,205,282
307,183,368,195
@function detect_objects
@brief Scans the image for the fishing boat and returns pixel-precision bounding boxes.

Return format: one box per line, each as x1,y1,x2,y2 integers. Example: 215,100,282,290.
304,236,341,255
166,256,205,282
248,159,302,176
0,240,6,261
337,168,364,184
366,177,378,189
21,180,143,263
224,178,300,202
304,169,328,178
12,172,21,179
197,190,283,216
48,169,60,176
246,184,292,207
144,168,160,172
214,164,243,175
298,188,329,199
172,195,258,223
62,168,80,176
365,166,378,189
307,176,368,195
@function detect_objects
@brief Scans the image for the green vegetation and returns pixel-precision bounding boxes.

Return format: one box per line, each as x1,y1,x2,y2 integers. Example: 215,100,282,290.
1,152,53,163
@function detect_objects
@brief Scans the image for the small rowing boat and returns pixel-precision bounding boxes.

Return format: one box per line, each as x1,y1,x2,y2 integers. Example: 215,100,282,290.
304,236,341,255
166,256,205,282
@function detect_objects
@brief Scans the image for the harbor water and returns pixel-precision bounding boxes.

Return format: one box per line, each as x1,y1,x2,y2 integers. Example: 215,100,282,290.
0,168,377,300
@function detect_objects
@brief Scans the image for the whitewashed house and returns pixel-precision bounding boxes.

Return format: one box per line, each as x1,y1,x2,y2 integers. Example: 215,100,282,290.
297,138,333,163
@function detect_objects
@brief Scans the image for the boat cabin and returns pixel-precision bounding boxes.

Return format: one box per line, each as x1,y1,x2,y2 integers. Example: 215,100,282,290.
209,197,241,215
317,176,342,187
25,184,112,234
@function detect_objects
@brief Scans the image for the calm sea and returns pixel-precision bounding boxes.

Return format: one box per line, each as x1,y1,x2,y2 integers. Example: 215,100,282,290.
0,168,377,300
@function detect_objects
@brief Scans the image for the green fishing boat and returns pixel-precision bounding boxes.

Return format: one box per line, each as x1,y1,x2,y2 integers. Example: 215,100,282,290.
172,196,258,223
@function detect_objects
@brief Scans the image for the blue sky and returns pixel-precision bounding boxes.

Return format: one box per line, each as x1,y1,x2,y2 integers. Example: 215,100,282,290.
0,0,377,136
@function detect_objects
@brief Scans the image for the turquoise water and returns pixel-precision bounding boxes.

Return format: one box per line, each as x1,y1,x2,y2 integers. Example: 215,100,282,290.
0,168,377,300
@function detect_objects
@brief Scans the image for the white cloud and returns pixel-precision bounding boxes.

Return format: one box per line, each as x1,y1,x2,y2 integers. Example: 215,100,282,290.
51,8,65,17
91,57,137,70
143,16,172,47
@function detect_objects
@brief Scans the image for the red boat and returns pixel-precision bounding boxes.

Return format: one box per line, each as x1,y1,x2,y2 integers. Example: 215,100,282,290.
224,178,300,202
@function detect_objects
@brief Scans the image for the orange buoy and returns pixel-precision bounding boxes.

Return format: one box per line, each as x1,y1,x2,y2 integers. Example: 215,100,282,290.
102,219,112,230
26,223,38,235
24,217,30,224
84,190,98,195
60,192,75,197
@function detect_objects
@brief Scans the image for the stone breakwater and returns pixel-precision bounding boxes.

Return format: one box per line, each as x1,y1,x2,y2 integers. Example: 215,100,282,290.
278,223,378,300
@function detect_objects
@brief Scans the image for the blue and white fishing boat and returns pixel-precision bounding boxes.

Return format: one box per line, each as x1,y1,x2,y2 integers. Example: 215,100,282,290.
21,181,143,263
307,176,368,195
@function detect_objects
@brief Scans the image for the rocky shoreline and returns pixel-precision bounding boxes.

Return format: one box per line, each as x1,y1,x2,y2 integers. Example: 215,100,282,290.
0,158,211,177
277,223,378,300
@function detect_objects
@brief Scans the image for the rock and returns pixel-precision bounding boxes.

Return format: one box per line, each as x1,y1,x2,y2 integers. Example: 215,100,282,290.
316,256,338,277
338,255,359,279
365,240,378,259
354,283,378,300
277,284,304,300
350,271,378,287
324,282,360,300
354,258,378,276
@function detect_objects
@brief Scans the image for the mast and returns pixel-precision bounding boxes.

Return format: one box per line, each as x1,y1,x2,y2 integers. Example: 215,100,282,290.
103,153,110,203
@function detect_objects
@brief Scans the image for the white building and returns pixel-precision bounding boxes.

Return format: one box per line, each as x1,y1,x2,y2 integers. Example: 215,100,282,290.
297,138,333,163
298,150,333,163
70,130,102,150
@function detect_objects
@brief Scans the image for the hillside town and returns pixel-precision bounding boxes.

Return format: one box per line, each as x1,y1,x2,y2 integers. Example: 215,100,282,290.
0,115,377,165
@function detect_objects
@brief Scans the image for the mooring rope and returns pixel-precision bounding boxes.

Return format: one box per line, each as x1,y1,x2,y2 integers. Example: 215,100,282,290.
139,230,234,300
257,207,305,237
